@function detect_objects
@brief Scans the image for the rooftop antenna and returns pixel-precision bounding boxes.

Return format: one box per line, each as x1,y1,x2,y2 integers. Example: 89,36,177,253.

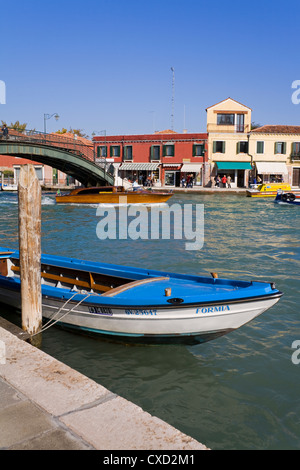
171,67,175,131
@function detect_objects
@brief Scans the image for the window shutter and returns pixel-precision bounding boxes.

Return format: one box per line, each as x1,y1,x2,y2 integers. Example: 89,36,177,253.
274,142,278,154
213,141,216,153
237,142,240,154
193,144,196,156
222,141,225,153
283,142,286,154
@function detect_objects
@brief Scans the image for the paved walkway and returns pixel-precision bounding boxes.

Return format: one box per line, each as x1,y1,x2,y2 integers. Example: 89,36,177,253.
0,318,208,450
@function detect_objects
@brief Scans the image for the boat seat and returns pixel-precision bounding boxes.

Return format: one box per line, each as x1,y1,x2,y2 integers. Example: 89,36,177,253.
101,276,169,297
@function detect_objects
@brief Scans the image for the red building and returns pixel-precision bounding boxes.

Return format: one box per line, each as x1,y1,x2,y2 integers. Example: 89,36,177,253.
93,130,208,187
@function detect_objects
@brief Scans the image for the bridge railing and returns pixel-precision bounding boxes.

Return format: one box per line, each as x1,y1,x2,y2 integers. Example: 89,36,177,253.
0,127,115,182
0,127,97,162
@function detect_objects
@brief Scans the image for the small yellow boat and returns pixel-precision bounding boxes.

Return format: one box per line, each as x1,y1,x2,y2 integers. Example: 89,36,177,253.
246,183,291,198
56,186,173,204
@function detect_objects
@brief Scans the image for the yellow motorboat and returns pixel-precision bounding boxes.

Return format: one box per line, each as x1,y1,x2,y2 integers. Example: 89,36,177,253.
56,186,173,204
246,183,291,198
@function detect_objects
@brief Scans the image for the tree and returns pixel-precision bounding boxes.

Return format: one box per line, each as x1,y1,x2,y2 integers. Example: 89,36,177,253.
1,120,28,133
56,127,89,139
251,121,262,130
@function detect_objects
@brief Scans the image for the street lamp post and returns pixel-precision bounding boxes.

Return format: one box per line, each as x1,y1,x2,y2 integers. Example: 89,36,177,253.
44,113,59,134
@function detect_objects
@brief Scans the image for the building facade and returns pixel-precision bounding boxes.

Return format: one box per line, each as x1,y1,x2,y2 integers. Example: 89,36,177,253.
250,125,300,187
93,131,208,188
205,98,300,188
206,98,253,188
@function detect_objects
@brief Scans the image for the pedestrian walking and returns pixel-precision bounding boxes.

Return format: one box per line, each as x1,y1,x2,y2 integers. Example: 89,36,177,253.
227,175,231,188
1,124,8,139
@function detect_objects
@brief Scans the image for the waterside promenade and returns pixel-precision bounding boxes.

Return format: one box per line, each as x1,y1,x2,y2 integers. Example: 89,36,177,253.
0,317,208,451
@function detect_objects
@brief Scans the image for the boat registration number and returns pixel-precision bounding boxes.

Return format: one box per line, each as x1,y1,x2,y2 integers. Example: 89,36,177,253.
88,306,113,315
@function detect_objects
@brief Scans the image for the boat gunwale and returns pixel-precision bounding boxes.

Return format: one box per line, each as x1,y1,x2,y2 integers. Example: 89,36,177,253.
0,275,283,310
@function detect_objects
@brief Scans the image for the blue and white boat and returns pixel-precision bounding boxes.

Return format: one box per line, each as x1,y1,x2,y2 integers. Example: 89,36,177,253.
0,247,283,344
274,190,300,205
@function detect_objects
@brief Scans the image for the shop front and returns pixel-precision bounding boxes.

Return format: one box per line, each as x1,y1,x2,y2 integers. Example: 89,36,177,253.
118,162,160,186
180,163,203,187
255,162,288,184
162,164,182,187
214,162,253,188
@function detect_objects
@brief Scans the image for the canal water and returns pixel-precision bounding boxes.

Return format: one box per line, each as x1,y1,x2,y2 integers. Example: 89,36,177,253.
0,190,299,450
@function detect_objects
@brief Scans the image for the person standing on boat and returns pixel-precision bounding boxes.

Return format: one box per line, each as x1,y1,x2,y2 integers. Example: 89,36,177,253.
227,175,231,188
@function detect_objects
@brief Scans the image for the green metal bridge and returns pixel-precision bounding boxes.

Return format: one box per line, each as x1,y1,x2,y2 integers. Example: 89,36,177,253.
0,129,114,187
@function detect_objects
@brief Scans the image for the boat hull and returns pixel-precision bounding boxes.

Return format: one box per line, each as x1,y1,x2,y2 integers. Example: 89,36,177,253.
274,192,300,205
0,278,281,344
247,190,282,198
56,191,173,204
246,183,294,197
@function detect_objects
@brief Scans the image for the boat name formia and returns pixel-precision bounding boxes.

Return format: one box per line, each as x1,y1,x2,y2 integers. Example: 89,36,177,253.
196,305,230,314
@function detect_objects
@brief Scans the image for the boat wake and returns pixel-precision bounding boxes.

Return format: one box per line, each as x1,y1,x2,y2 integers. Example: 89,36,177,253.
0,194,56,205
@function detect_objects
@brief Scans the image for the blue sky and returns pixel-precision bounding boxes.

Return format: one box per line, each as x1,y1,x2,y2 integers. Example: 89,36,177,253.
1,0,300,137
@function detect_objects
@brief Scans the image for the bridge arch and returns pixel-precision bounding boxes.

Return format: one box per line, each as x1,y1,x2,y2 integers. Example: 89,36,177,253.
0,131,114,187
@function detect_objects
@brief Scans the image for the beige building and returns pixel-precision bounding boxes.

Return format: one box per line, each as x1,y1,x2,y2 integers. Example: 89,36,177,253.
250,125,300,188
206,98,300,189
206,98,253,188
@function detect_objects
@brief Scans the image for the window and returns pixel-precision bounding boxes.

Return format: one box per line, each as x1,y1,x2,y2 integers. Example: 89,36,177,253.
237,141,248,153
97,146,107,158
213,141,225,153
151,145,160,160
274,142,286,154
217,114,235,125
193,144,205,157
163,144,175,157
292,142,300,156
110,145,120,157
123,145,133,160
256,141,264,154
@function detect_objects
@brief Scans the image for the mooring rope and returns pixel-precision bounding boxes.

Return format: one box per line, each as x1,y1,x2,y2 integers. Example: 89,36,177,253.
28,291,94,337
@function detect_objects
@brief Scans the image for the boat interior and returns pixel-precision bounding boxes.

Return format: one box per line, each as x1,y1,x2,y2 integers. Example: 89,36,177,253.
0,252,169,298
67,186,127,195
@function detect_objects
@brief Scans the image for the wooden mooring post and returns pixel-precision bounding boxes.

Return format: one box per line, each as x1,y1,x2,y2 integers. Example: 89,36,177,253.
18,165,42,346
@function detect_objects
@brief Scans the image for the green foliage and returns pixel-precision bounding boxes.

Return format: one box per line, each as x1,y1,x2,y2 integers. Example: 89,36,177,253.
1,120,28,133
56,127,89,138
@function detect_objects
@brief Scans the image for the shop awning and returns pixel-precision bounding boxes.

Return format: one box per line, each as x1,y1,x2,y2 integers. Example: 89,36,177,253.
119,162,160,171
162,163,180,167
216,162,252,170
181,163,203,172
255,162,288,174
